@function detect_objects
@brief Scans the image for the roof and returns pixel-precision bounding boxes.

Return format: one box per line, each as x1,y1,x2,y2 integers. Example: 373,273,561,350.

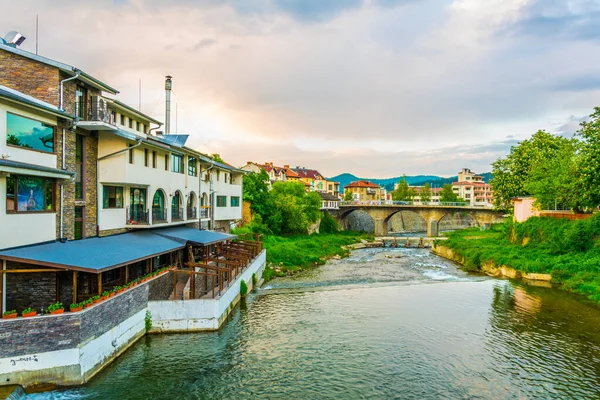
198,154,245,173
0,43,118,94
318,192,340,201
452,181,491,187
0,228,235,273
344,180,380,189
153,226,235,245
0,159,74,179
111,99,161,125
285,168,299,178
0,84,75,119
293,168,324,180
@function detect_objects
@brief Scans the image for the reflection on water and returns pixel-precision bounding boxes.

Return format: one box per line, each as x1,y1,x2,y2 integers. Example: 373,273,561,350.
31,248,600,399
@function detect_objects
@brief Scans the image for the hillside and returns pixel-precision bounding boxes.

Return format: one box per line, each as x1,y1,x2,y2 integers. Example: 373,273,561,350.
330,172,492,192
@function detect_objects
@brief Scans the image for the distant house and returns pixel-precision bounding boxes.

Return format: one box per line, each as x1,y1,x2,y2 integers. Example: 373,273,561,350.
241,161,301,188
513,197,539,222
344,180,383,201
318,192,340,210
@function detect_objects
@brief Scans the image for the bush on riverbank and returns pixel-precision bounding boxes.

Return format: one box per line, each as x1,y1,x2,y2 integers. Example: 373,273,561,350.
441,215,600,303
261,232,372,279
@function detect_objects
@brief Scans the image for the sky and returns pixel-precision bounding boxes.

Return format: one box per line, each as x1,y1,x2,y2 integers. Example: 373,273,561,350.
2,0,600,178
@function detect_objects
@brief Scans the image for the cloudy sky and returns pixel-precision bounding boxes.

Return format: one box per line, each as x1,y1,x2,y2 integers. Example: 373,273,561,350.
3,0,600,177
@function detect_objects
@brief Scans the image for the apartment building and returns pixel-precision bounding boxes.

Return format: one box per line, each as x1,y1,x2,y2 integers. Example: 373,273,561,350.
452,168,493,207
344,180,383,201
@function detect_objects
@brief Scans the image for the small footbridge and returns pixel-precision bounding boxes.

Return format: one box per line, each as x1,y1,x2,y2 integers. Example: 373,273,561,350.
328,202,505,237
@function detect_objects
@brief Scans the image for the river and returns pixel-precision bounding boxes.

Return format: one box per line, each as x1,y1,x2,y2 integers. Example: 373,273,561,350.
30,248,600,399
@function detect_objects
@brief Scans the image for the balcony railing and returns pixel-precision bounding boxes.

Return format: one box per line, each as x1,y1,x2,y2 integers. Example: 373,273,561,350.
200,206,210,219
82,97,115,125
126,207,148,225
187,207,197,219
172,207,184,221
152,207,167,224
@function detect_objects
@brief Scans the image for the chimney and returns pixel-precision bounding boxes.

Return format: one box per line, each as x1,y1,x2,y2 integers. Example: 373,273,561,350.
284,164,289,168
165,75,172,134
247,161,252,165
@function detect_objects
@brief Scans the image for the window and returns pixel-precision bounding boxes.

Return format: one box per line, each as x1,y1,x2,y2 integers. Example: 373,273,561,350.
188,157,197,176
74,206,84,240
144,148,149,167
217,196,227,207
75,86,86,119
120,114,125,125
6,175,54,212
143,124,148,134
128,144,134,164
152,151,157,168
7,113,54,153
75,135,84,200
129,118,133,129
231,196,240,207
171,154,184,174
136,121,140,131
216,170,220,181
111,110,116,124
103,186,123,208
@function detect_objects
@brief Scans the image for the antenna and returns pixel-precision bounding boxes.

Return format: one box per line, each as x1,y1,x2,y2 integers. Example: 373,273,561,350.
35,15,39,54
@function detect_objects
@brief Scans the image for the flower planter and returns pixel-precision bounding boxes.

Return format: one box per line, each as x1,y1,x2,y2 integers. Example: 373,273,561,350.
84,303,93,309
101,296,108,301
117,289,125,294
93,299,101,304
50,309,64,315
2,313,17,319
109,292,115,298
22,312,37,318
70,307,83,312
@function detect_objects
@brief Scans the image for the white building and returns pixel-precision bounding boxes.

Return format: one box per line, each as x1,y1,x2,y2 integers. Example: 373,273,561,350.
452,168,493,207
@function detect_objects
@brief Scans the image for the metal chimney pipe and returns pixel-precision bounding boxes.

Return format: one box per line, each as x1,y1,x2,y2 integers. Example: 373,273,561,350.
165,75,172,134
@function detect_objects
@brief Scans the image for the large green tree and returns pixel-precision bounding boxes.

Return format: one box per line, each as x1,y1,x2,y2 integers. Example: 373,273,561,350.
578,107,600,207
439,184,458,202
269,181,322,235
392,175,411,201
419,183,432,203
242,171,272,218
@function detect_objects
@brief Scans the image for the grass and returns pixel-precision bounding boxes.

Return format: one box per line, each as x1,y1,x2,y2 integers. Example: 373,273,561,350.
262,231,373,280
439,216,600,304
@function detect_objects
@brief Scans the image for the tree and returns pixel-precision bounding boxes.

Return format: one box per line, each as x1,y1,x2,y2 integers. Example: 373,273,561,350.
392,175,411,201
578,107,600,207
242,171,272,218
491,130,572,210
419,183,431,203
211,153,225,163
343,190,353,201
440,184,458,202
269,181,322,234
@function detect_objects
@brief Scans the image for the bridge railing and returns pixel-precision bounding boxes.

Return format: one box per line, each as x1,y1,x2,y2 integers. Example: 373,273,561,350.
339,200,493,208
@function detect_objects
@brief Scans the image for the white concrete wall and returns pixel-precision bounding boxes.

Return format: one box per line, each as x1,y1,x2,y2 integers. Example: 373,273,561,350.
212,169,242,222
149,250,266,332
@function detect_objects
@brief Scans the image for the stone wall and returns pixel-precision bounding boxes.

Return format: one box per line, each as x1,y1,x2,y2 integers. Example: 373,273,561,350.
5,262,57,312
0,282,150,359
99,228,129,237
147,272,174,301
0,50,60,106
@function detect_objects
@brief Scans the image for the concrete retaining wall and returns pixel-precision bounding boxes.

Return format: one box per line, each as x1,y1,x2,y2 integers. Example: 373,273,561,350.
148,250,266,332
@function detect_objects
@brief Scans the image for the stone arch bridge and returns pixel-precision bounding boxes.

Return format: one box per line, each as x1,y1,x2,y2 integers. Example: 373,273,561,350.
328,204,505,237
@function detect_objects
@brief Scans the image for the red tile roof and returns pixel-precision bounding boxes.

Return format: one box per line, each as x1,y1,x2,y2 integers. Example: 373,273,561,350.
293,168,324,180
344,180,380,189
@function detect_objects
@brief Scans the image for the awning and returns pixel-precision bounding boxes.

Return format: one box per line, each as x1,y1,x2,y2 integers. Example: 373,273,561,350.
0,159,74,179
152,226,236,245
0,231,184,273
0,228,236,273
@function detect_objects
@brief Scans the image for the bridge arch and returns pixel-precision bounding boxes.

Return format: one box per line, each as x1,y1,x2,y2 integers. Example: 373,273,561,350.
386,210,427,234
339,208,375,233
437,211,479,233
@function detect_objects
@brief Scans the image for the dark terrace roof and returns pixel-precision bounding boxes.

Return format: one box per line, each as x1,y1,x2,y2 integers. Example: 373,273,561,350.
0,159,74,179
152,226,236,245
0,231,184,273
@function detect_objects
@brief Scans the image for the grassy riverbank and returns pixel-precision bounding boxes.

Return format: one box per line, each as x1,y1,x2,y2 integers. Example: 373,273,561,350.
440,215,600,303
261,232,373,280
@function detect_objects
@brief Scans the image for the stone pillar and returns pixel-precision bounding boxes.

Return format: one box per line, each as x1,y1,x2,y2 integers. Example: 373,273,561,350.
427,219,439,237
373,219,388,237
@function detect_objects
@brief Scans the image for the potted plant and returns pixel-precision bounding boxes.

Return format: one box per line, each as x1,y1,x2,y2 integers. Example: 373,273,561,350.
48,302,64,315
2,310,17,319
101,291,109,301
70,302,83,312
83,299,93,309
116,285,125,294
92,295,102,304
22,307,37,318
109,289,115,298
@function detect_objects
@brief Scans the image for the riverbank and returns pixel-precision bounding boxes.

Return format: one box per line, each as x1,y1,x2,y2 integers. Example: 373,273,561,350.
435,216,600,304
262,232,373,280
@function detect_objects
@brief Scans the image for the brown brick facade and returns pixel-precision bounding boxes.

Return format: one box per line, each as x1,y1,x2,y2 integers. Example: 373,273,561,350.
0,51,60,106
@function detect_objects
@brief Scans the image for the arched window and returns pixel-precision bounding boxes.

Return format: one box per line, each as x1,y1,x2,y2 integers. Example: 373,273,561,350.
187,192,197,219
172,191,183,220
152,190,166,223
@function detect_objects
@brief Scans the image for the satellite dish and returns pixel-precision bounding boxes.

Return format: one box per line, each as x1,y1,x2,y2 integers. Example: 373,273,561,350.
4,31,26,47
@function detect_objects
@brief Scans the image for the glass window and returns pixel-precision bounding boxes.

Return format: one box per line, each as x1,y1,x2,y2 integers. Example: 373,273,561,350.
120,114,125,125
143,124,147,134
103,186,123,208
171,154,184,174
129,118,133,129
129,144,134,164
74,206,84,240
75,86,86,119
7,112,54,153
144,149,149,167
136,121,140,131
188,157,197,176
152,151,157,168
230,196,240,207
217,196,227,207
75,135,84,200
164,154,169,171
216,170,220,181
6,175,54,212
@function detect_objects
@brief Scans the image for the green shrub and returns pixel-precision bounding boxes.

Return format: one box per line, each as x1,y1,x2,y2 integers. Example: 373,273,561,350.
145,310,152,333
240,280,248,297
319,212,340,233
252,273,257,287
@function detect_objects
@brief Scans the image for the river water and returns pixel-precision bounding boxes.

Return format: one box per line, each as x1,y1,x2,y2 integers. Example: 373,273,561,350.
31,248,600,399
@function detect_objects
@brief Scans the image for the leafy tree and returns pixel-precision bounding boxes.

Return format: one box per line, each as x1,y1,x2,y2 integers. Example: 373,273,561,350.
491,130,572,210
392,175,411,201
440,184,458,202
242,171,273,218
343,190,353,201
210,153,225,163
419,183,432,203
319,211,340,233
269,181,322,234
578,107,600,207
